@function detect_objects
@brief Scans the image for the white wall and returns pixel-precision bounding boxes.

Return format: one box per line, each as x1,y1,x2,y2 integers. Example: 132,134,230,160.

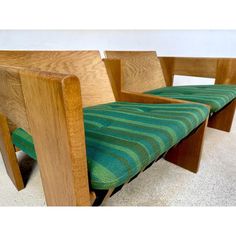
1,30,235,85
1,30,236,57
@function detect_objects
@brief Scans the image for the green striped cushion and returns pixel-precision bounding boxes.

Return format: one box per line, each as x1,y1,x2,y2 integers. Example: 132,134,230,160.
11,102,209,190
145,85,236,113
12,128,37,160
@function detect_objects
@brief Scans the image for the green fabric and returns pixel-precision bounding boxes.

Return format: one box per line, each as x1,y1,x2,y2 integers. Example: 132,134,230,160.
11,102,209,190
11,128,37,160
145,85,236,113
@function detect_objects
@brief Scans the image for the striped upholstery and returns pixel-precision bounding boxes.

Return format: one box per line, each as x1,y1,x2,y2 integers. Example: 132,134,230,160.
11,102,209,190
12,128,37,160
145,85,236,113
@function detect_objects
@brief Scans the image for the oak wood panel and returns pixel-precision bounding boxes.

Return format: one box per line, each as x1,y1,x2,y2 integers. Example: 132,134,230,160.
159,57,175,86
103,59,121,100
165,118,208,173
120,91,190,104
0,113,24,190
216,59,236,84
105,52,236,86
105,51,166,92
20,69,91,206
170,57,217,78
103,58,191,104
0,51,115,107
208,98,236,132
159,56,236,85
0,66,29,132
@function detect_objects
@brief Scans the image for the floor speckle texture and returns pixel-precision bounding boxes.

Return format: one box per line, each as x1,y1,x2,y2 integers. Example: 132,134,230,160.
0,117,235,206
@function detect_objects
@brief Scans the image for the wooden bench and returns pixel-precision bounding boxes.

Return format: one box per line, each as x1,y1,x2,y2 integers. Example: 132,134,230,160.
0,51,209,206
104,51,236,132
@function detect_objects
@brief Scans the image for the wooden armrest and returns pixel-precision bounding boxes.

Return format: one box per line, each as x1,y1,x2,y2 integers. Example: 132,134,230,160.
120,91,211,111
103,58,187,104
21,69,91,206
0,65,91,206
120,91,189,104
103,58,209,107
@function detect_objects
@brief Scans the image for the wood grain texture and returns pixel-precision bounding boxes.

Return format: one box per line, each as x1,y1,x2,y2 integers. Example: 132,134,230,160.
0,113,24,190
159,57,175,86
120,91,189,104
105,51,166,92
0,51,115,107
104,53,235,133
158,56,236,85
103,59,121,100
216,59,236,84
0,66,29,132
103,58,190,104
105,52,236,86
20,69,91,206
208,98,236,132
156,56,236,132
169,57,217,78
165,118,208,173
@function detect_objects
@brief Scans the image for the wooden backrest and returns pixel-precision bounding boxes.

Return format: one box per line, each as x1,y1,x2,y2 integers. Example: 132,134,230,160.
105,51,236,86
104,51,166,92
0,65,90,206
158,56,236,85
0,66,30,132
0,51,115,107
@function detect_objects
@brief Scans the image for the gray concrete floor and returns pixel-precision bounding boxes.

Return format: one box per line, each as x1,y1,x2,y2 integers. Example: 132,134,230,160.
0,117,235,206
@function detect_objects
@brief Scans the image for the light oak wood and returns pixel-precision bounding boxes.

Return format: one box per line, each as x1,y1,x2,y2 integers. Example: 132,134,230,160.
105,51,236,132
90,191,97,205
208,98,236,132
0,51,212,205
158,56,236,132
0,66,29,132
158,56,236,85
103,58,191,104
104,51,166,92
0,65,28,190
20,69,91,206
216,59,236,85
0,113,24,190
103,59,121,100
167,57,217,82
159,57,175,86
0,64,92,205
120,91,190,104
0,51,115,107
165,119,208,173
14,146,21,152
105,51,236,86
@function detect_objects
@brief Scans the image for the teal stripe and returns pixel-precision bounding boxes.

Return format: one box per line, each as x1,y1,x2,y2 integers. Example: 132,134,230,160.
85,112,180,140
145,85,236,112
12,101,209,190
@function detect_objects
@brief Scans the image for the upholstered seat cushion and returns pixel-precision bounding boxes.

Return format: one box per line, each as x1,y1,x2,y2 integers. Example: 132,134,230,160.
12,129,37,160
11,102,209,190
145,85,236,113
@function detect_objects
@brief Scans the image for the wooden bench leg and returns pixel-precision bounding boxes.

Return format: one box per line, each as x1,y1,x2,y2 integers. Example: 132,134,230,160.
21,71,91,206
164,119,208,173
208,99,236,132
0,114,24,190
